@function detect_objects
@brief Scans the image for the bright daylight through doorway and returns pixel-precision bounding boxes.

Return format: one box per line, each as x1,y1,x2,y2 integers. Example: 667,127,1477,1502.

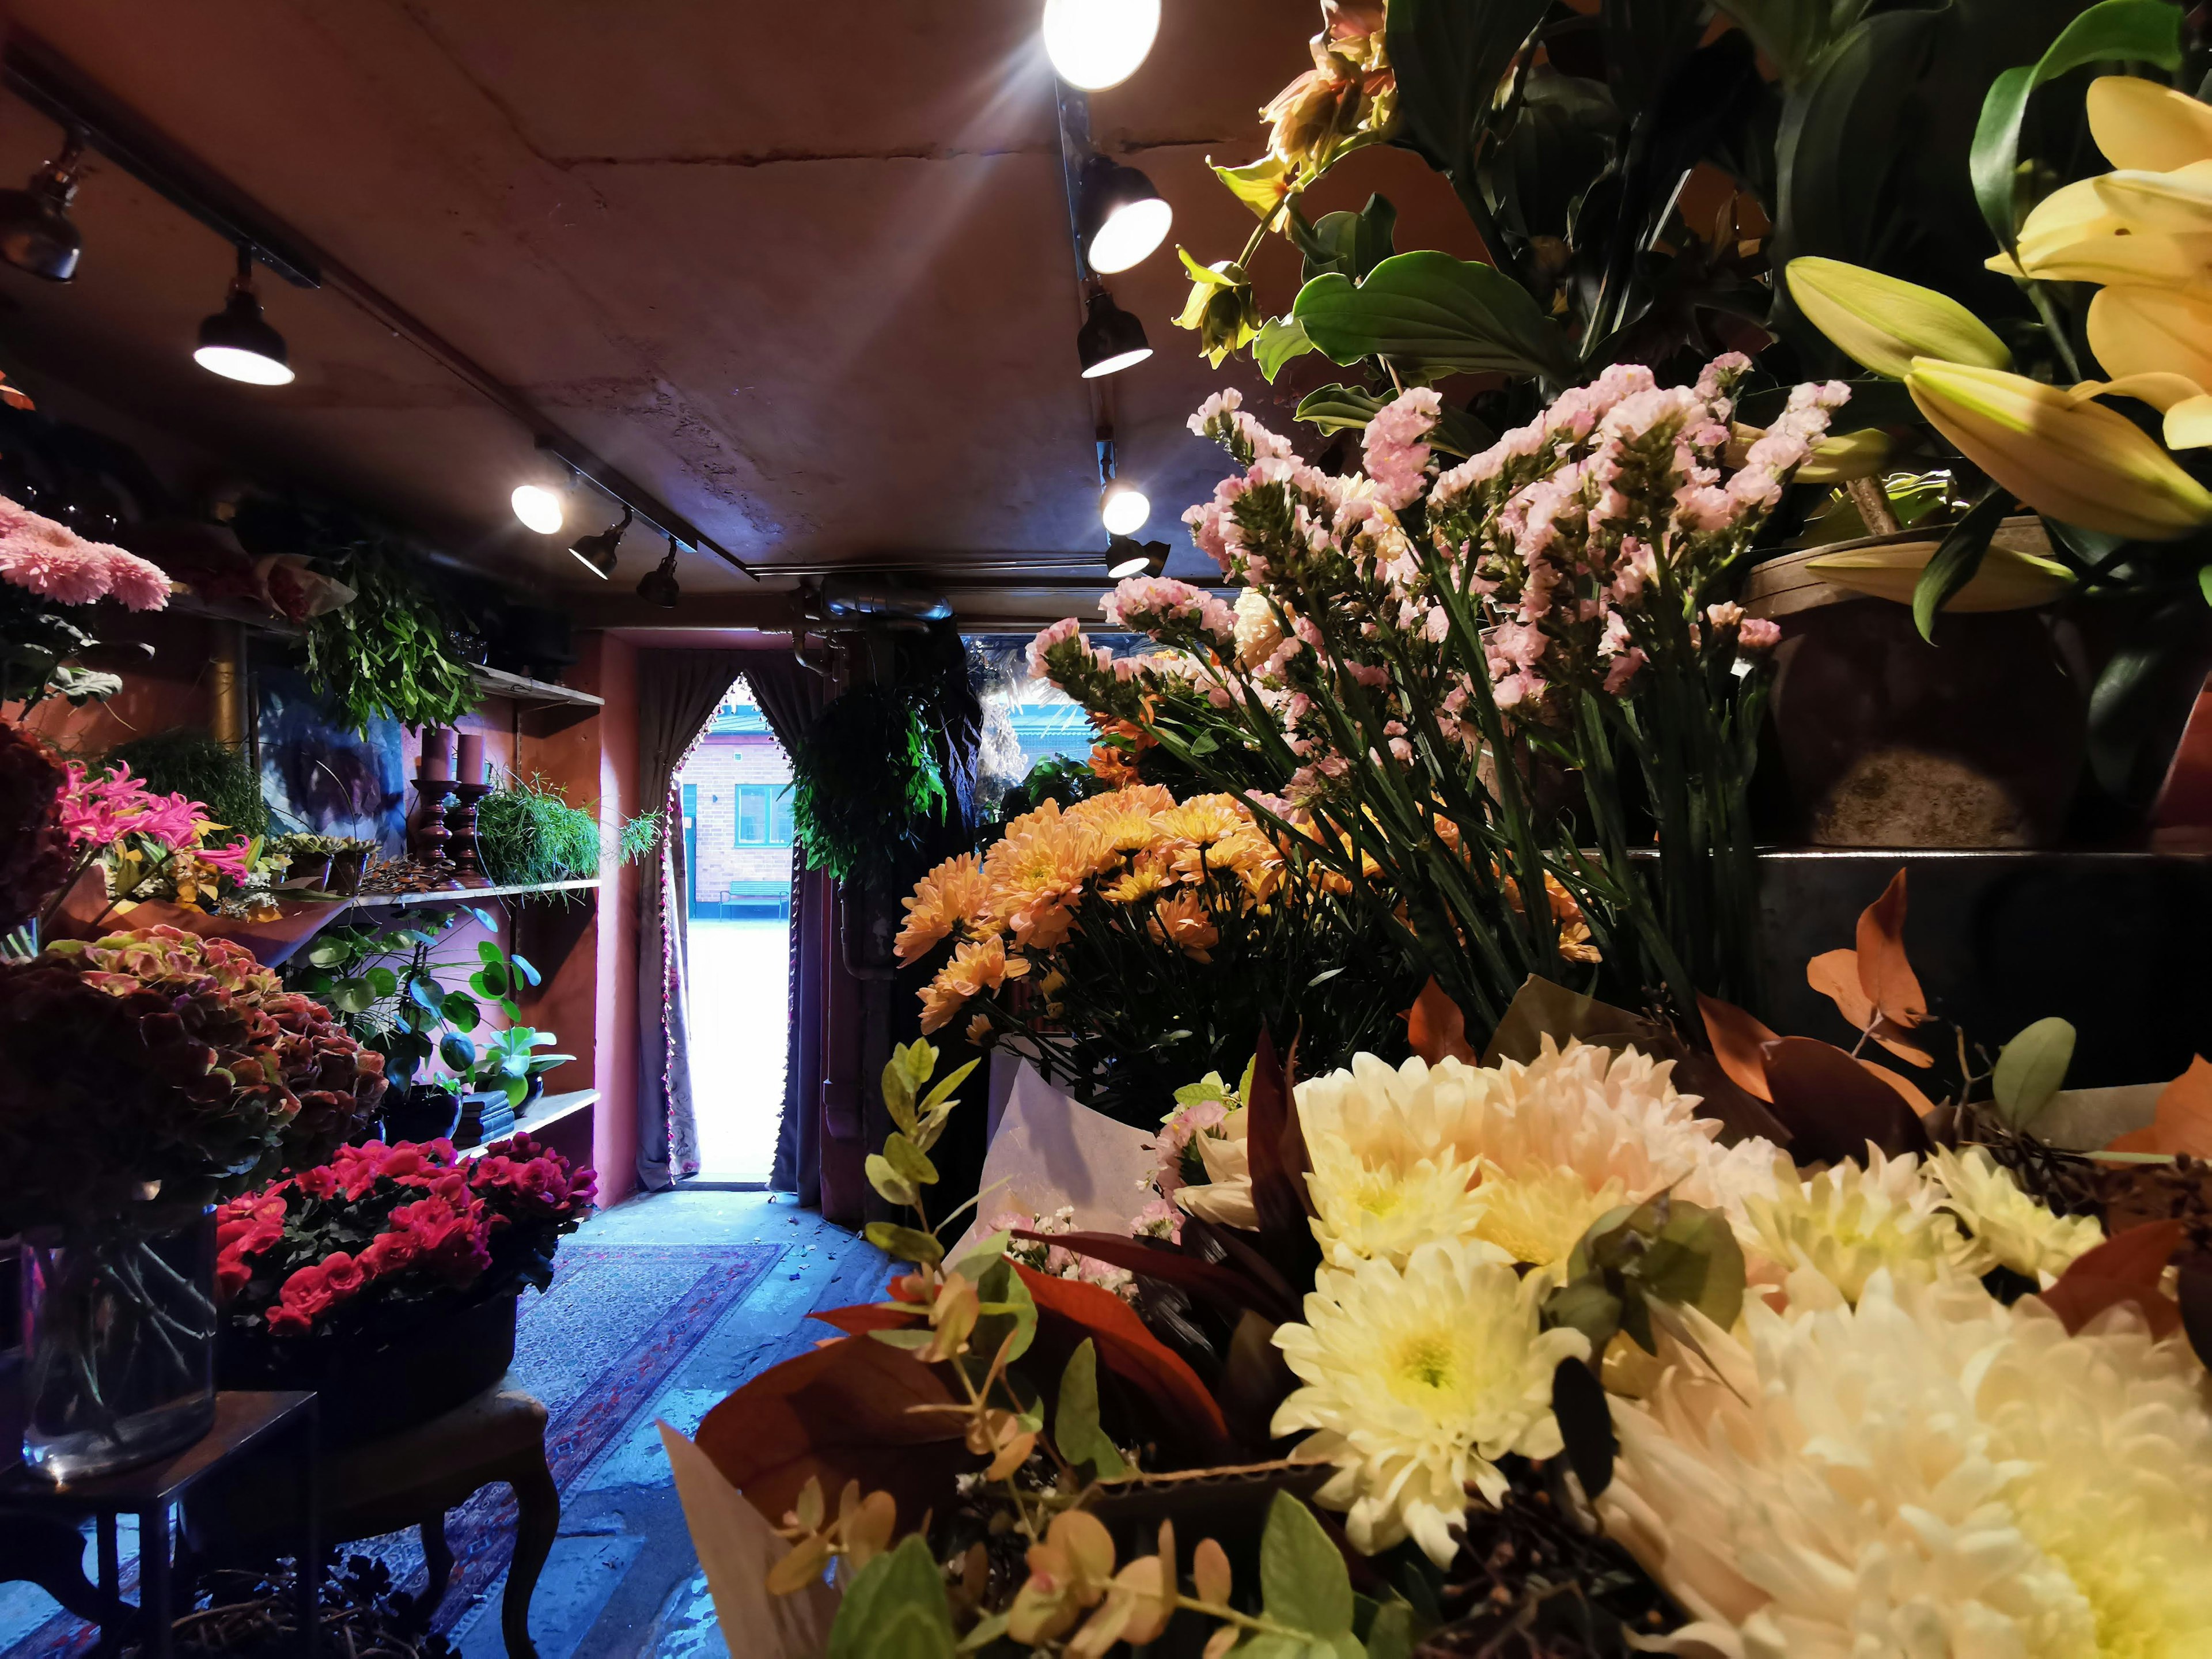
673,677,791,1184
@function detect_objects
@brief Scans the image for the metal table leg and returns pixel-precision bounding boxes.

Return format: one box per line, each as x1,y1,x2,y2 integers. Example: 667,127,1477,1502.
93,1513,122,1659
138,1503,173,1659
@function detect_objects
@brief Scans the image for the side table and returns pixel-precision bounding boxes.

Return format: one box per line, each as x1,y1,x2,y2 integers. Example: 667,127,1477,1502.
0,1390,319,1658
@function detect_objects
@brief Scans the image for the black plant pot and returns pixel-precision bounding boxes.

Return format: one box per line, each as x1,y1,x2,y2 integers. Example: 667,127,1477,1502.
382,1084,461,1146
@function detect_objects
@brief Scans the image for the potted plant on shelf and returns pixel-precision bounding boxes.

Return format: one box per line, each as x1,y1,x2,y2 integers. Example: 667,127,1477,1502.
323,835,377,896
0,925,385,1479
437,1023,573,1147
471,770,660,888
213,1132,594,1445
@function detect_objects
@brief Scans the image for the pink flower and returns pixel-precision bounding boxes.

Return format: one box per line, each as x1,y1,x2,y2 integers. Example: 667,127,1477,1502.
195,837,255,883
1027,618,1081,680
1604,650,1648,694
0,512,108,605
56,762,209,851
1737,617,1781,652
89,543,171,612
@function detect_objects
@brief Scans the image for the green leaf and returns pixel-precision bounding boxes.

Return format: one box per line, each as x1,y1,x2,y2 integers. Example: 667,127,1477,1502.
442,991,482,1031
1256,315,1317,382
1363,1603,1414,1659
827,1535,956,1659
1053,1340,1129,1477
1543,1273,1625,1353
863,1222,945,1267
1214,154,1293,221
471,963,510,1000
1551,1357,1616,1501
364,966,398,998
947,1230,1012,1284
1911,484,2017,641
882,1062,918,1137
1971,0,2184,252
882,1131,939,1191
866,1154,921,1210
478,940,503,965
1260,1492,1355,1638
329,979,377,1016
969,1257,1037,1365
1293,383,1490,457
1294,252,1576,382
439,1032,477,1073
2199,564,2211,607
407,978,444,1015
1388,0,1552,181
1993,1016,2076,1130
869,1327,936,1351
307,940,350,968
918,1058,978,1114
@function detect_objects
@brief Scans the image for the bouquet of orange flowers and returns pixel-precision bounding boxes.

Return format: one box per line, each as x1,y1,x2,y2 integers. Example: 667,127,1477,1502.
893,784,1414,1122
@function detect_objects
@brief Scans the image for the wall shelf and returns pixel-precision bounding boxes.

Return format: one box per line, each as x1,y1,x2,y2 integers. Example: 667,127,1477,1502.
340,877,600,913
470,665,604,709
456,1088,599,1160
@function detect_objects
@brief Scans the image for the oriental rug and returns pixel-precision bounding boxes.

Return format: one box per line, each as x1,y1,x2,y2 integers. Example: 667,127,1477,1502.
2,1242,785,1658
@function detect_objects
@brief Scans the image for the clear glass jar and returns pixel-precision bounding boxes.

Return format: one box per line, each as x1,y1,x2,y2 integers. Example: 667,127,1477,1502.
20,1206,218,1481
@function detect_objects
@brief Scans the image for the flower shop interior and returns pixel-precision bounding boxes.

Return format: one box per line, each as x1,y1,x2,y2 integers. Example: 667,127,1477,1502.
5,1,2212,1656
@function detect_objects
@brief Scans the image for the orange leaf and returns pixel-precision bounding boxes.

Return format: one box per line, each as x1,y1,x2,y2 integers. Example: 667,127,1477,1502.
1856,1057,1937,1117
1806,948,1874,1031
1405,978,1476,1065
2039,1219,2187,1338
810,1302,922,1336
1854,868,1926,1029
1017,1265,1233,1450
2108,1055,2212,1157
1698,993,1780,1102
694,1333,973,1528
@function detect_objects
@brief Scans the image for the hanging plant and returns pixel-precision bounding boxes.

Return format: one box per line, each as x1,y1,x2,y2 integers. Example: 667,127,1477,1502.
791,684,946,889
299,539,476,733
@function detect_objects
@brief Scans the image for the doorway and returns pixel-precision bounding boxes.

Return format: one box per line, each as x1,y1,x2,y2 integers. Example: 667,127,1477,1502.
674,676,793,1184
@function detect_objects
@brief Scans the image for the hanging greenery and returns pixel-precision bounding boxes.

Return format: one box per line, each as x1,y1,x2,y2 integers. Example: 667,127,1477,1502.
298,540,476,734
791,684,947,888
104,727,268,839
473,772,661,887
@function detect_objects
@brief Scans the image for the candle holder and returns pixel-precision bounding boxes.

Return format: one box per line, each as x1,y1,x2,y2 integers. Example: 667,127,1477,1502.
445,782,495,881
411,776,459,863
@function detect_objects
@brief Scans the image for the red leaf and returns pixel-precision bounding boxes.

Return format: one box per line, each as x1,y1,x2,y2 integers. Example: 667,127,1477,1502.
1854,868,1927,1029
1759,1036,1931,1164
694,1334,972,1527
810,1302,920,1336
1406,978,1477,1065
2040,1220,2187,1338
1017,1229,1297,1325
2108,1055,2212,1157
1697,993,1780,1102
1017,1265,1233,1450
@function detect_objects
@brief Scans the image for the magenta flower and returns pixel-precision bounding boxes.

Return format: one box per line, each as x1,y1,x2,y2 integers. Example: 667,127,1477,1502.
56,761,210,851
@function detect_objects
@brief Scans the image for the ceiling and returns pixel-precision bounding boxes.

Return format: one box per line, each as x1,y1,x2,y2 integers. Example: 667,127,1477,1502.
0,2,1480,623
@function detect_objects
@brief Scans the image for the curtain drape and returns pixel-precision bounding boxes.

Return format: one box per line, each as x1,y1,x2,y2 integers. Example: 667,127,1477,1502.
745,653,833,1206
634,648,754,1192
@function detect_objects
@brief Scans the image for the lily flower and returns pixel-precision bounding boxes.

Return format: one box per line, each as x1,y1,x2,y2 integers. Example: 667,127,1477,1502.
2086,74,2212,172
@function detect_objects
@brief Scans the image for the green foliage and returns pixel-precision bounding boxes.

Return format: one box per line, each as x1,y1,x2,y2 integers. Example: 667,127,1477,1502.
1544,1194,1747,1358
1993,1016,2076,1130
1053,1340,1128,1478
105,728,268,839
791,685,946,888
825,1535,956,1659
1293,251,1576,384
474,773,660,888
301,540,476,734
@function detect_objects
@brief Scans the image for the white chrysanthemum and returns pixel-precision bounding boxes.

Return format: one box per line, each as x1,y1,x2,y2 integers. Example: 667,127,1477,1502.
1468,1160,1626,1272
1741,1145,1964,1302
1601,1268,2212,1659
1306,1131,1493,1267
1271,1240,1590,1567
1232,585,1285,670
1931,1145,2105,1283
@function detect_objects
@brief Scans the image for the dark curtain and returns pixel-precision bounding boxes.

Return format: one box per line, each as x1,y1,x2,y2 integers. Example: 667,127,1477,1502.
634,649,753,1192
746,653,834,1205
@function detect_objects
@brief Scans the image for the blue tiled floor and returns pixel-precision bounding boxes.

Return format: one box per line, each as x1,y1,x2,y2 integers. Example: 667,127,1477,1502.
0,1190,888,1659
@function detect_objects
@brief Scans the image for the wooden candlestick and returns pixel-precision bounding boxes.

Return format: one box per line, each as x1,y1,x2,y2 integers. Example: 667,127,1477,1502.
445,782,494,881
411,777,459,863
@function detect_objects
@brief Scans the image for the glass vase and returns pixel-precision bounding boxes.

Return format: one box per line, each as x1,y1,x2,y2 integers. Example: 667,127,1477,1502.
20,1207,218,1482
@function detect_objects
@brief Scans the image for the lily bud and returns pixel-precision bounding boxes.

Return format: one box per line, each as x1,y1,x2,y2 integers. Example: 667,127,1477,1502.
1786,257,2010,379
2088,285,2212,389
2088,75,2212,173
1906,357,2212,540
1806,542,2077,611
1797,427,1892,484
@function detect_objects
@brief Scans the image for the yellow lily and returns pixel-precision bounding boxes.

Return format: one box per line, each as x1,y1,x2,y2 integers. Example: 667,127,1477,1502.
2093,160,2212,237
2087,285,2212,388
1786,257,2010,379
1906,357,2212,539
2087,75,2212,173
2064,372,2212,450
1994,173,2212,289
1806,542,2077,612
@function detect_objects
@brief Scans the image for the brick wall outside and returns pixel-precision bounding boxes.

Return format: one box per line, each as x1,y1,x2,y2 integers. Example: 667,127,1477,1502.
680,733,793,904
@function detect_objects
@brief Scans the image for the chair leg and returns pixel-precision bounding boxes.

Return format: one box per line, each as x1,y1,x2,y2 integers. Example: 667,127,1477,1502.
414,1513,454,1623
499,1450,560,1659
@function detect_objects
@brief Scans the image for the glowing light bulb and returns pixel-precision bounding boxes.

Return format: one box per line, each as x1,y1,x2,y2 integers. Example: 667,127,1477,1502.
1088,196,1171,274
1043,0,1161,90
1100,480,1150,537
511,483,565,535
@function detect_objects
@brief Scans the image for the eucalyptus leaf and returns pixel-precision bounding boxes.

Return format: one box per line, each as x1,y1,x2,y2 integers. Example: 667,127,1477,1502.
866,1154,921,1210
826,1535,957,1659
1053,1340,1129,1476
883,1132,939,1191
1993,1016,2075,1129
1260,1491,1355,1638
863,1222,945,1267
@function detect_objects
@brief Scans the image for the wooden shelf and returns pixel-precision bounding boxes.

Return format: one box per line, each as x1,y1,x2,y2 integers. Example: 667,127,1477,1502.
469,664,603,709
457,1088,599,1160
340,877,600,912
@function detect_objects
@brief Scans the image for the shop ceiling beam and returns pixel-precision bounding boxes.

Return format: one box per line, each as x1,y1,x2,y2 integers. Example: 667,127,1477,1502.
0,32,755,581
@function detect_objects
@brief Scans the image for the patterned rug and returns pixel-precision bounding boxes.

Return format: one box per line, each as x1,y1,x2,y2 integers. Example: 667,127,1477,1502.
2,1243,785,1657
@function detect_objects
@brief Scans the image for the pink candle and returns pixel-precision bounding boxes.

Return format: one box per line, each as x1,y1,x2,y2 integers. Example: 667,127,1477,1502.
421,728,454,781
456,730,486,785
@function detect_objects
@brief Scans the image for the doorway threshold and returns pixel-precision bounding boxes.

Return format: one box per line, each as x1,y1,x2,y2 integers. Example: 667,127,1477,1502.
680,1176,771,1191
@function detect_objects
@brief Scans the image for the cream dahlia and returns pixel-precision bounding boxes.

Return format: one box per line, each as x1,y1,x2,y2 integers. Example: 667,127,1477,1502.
1930,1144,2105,1283
1271,1240,1589,1567
1305,1130,1490,1268
1601,1268,2212,1659
1740,1146,1962,1302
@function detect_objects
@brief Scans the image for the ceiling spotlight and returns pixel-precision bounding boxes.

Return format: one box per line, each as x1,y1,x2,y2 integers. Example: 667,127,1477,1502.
193,247,295,385
0,130,86,283
637,535,683,609
1078,155,1171,274
1076,290,1152,378
568,503,632,577
1106,536,1168,579
1043,0,1161,89
1101,480,1150,537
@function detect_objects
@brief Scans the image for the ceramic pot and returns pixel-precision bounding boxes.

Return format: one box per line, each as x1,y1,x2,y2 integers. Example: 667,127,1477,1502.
19,1207,218,1481
325,848,369,896
1746,522,2086,847
383,1084,462,1145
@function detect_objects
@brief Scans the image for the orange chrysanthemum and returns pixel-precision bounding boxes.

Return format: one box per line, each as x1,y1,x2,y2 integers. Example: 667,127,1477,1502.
895,851,990,963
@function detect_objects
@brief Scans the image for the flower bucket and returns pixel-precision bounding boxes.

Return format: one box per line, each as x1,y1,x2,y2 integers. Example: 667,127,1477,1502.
19,1207,218,1482
218,1289,518,1449
1745,520,2086,847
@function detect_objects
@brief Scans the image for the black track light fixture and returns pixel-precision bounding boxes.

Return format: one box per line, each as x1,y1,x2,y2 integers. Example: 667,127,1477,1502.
1105,535,1169,580
568,503,632,579
1076,153,1171,275
637,536,683,609
0,128,86,282
194,245,294,385
1076,289,1152,378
